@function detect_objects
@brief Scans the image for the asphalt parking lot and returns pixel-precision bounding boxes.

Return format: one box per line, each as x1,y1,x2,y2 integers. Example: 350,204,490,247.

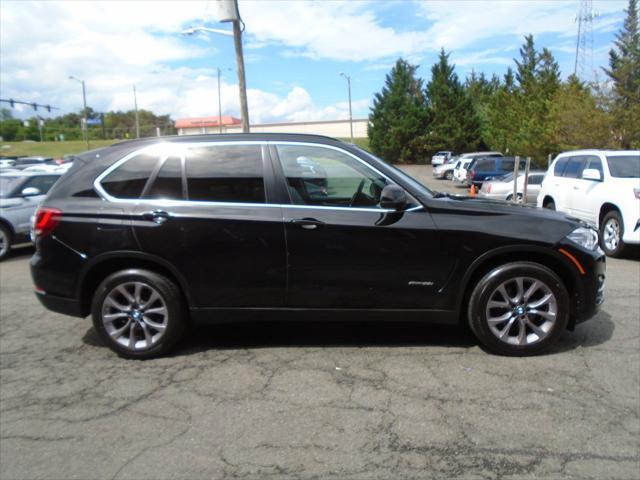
1,166,638,480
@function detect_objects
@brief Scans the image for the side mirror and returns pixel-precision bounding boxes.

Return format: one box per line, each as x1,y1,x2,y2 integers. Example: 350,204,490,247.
582,169,602,181
379,184,407,210
21,187,41,197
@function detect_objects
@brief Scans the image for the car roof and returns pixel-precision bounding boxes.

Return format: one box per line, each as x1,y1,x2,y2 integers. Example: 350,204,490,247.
460,151,502,157
555,149,639,158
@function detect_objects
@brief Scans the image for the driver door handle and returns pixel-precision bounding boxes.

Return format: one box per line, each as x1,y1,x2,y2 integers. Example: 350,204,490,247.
142,210,170,224
290,218,324,230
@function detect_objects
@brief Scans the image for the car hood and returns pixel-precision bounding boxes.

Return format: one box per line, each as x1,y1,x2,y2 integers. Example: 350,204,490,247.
422,194,585,244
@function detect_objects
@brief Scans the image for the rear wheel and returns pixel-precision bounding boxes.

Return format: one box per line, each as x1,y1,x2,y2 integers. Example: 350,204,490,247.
444,170,453,180
0,225,11,261
600,210,626,257
468,262,569,356
543,198,556,210
91,269,186,359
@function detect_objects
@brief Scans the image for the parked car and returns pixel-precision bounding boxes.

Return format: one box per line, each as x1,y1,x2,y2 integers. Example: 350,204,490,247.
12,156,56,170
433,156,458,180
478,171,545,203
453,152,503,184
0,171,62,260
466,156,528,188
31,134,605,359
431,151,453,166
0,159,16,169
538,150,640,257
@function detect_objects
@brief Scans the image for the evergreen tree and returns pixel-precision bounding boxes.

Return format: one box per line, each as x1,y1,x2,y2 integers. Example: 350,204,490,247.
603,0,640,147
368,58,430,163
424,49,481,153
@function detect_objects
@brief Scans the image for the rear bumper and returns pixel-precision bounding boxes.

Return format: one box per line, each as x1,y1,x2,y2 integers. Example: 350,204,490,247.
34,290,84,317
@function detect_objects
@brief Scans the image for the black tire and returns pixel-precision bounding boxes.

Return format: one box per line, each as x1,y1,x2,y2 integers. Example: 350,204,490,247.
0,224,12,261
468,262,570,356
543,199,555,210
444,170,453,180
600,210,626,257
91,269,186,359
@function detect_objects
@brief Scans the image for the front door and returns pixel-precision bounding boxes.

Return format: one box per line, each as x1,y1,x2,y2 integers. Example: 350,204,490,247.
272,143,450,309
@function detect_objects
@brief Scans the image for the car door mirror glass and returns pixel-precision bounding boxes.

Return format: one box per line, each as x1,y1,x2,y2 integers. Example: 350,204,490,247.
21,187,41,197
582,168,602,181
379,185,407,210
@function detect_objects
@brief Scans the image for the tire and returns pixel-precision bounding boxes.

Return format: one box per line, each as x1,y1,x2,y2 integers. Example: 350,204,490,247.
91,269,186,359
0,224,12,261
444,170,453,180
544,199,556,210
468,262,570,356
600,210,626,257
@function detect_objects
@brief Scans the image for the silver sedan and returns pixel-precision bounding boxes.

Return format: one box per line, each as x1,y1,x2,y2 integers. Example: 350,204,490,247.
478,171,545,204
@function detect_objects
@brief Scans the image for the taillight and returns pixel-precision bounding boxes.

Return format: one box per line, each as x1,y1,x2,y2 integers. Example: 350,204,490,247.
634,188,640,199
470,170,476,179
487,184,492,193
33,208,62,237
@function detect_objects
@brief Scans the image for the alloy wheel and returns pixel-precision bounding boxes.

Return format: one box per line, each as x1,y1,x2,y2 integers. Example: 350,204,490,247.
101,281,169,351
603,218,620,252
0,229,7,258
485,276,558,346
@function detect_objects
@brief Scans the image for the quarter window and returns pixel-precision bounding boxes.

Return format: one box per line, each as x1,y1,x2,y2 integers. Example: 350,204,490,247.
276,145,390,208
563,156,585,179
101,153,159,198
554,157,568,176
186,145,265,203
143,156,184,200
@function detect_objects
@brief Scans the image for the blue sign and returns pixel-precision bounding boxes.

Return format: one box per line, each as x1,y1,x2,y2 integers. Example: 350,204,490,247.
86,118,102,125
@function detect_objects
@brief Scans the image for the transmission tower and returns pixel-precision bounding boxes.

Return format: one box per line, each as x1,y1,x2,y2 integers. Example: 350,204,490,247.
574,0,598,81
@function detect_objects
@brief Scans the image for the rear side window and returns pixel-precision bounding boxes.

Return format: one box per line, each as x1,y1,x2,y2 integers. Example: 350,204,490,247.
563,156,585,178
101,153,159,198
501,159,515,171
475,159,495,172
553,157,568,176
186,145,265,203
143,156,184,200
527,174,544,185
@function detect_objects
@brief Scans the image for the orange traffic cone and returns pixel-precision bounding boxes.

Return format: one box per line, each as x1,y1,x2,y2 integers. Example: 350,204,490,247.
469,184,477,197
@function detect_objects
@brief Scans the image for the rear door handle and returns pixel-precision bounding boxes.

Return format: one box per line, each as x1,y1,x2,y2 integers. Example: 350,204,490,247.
142,210,170,224
290,218,324,230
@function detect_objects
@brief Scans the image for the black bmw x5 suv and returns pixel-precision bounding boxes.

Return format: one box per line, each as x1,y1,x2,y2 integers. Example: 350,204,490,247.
31,134,605,358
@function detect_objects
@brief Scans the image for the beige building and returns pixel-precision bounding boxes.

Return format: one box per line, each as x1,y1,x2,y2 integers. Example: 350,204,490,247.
176,117,368,138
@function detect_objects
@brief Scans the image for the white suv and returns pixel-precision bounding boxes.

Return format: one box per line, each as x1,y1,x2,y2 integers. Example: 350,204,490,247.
537,150,640,257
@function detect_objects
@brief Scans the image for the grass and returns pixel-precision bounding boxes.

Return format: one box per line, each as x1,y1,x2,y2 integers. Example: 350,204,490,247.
0,140,118,158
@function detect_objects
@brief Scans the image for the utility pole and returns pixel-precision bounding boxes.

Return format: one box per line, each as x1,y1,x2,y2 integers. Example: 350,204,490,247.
133,85,140,139
232,17,250,133
217,68,223,133
69,76,90,150
340,72,354,143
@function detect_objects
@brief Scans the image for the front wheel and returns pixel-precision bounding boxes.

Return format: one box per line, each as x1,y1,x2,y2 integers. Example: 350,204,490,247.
600,210,626,257
91,269,186,359
468,262,570,356
444,170,453,180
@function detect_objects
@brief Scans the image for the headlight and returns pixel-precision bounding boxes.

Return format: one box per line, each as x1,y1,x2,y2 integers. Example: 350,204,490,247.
566,227,599,250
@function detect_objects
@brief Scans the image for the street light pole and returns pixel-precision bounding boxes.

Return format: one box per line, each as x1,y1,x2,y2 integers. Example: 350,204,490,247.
340,72,353,143
69,76,90,150
133,85,140,139
232,19,250,133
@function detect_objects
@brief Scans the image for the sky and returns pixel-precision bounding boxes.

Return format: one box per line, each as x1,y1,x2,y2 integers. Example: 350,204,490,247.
0,0,629,124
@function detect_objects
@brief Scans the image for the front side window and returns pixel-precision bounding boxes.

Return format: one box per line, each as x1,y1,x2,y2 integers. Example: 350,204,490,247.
583,156,604,178
277,145,389,208
101,153,159,198
186,145,265,203
607,155,640,178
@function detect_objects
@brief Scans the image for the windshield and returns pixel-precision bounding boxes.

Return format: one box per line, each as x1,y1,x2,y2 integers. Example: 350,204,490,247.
353,146,434,197
606,155,640,178
0,177,20,198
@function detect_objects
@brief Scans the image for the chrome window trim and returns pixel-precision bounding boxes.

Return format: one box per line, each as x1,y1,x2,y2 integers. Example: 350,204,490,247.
93,140,424,214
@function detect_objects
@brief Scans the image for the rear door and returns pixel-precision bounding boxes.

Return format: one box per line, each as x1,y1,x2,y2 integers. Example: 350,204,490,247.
131,142,286,308
272,142,451,309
